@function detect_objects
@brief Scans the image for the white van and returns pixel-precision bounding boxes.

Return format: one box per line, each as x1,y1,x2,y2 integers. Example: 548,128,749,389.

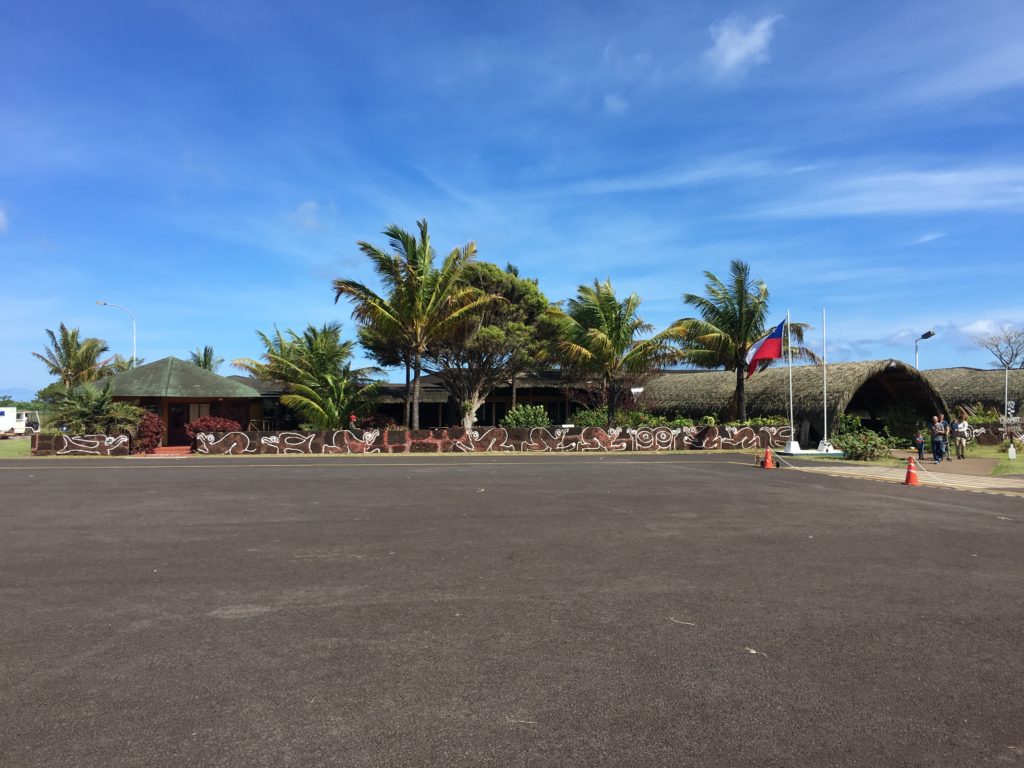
0,408,40,436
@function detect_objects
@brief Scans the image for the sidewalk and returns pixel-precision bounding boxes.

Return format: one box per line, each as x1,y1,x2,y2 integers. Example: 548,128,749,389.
791,455,1024,498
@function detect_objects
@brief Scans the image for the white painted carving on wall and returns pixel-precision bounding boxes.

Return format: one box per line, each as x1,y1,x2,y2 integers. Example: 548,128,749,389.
56,434,130,455
195,431,255,455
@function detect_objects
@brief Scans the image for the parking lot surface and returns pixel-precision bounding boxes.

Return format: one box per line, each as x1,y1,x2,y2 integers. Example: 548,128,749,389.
1,454,1021,767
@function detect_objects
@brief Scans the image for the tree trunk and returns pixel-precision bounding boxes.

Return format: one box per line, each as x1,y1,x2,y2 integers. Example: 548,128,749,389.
735,365,746,422
461,391,485,430
607,379,617,428
510,374,518,410
411,352,422,431
403,360,411,429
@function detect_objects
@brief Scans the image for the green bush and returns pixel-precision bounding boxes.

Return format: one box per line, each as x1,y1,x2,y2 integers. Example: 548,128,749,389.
879,402,923,447
565,408,666,428
665,416,696,427
835,412,863,435
698,415,717,426
500,404,552,429
831,429,895,461
568,408,609,427
959,401,999,424
722,416,788,427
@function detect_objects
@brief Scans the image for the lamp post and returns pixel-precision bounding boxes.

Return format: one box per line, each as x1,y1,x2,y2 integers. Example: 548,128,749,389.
914,330,935,369
96,301,136,366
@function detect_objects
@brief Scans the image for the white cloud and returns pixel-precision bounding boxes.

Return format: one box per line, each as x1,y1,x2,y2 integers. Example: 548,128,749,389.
906,232,946,246
0,206,7,233
560,152,784,195
704,15,782,80
603,93,629,115
960,319,998,336
290,200,323,231
757,164,1024,218
910,41,1024,103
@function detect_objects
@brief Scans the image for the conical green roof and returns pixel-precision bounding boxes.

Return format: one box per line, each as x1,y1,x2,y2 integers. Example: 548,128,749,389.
97,357,261,399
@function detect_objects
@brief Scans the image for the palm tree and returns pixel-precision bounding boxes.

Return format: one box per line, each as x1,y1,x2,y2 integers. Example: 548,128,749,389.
32,324,111,388
673,259,815,421
233,322,382,429
554,279,682,427
333,219,498,430
50,382,143,436
279,368,380,430
190,346,223,372
110,354,144,373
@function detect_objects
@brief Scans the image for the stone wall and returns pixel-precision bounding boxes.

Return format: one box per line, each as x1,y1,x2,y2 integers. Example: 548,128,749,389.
192,425,794,456
32,433,131,457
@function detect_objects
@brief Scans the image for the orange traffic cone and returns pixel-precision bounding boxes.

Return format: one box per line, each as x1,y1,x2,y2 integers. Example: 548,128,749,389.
761,447,776,469
903,456,921,486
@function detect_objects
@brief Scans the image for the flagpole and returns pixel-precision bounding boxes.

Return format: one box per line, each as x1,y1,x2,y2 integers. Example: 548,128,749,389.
785,309,799,453
822,306,828,447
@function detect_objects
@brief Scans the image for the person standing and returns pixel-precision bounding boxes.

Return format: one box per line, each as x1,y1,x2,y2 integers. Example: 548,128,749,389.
913,430,926,461
929,415,945,464
939,413,953,462
954,414,969,460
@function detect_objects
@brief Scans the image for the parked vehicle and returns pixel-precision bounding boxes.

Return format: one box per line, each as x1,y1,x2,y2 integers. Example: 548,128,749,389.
0,408,41,436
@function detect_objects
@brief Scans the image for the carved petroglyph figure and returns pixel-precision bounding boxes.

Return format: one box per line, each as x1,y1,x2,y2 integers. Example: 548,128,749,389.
555,426,627,451
522,427,566,451
195,431,255,455
56,434,130,455
720,426,761,449
626,426,682,452
452,427,515,452
323,429,381,454
261,432,316,454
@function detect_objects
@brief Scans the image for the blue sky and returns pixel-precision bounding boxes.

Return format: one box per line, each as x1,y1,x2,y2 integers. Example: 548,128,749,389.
3,0,1023,397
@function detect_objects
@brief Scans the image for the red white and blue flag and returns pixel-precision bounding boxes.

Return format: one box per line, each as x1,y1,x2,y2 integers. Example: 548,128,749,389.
746,320,786,378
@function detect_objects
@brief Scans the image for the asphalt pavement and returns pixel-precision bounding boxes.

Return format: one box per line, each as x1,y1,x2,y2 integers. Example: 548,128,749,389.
1,454,1021,767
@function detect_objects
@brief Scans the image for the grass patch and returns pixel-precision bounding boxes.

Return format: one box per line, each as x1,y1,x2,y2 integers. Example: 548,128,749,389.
0,437,32,458
957,443,1023,476
797,451,903,468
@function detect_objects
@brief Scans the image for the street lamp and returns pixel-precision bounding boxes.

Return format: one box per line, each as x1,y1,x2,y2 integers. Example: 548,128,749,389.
96,301,136,366
914,330,935,369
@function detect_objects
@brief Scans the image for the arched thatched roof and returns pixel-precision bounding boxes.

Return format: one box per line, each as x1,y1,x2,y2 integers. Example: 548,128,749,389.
923,367,1024,410
644,360,948,424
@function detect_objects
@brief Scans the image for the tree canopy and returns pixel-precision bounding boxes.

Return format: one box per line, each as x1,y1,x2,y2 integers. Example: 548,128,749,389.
673,259,816,421
974,326,1024,369
32,324,111,389
233,322,381,430
190,346,223,372
424,261,556,428
333,219,498,429
552,279,682,427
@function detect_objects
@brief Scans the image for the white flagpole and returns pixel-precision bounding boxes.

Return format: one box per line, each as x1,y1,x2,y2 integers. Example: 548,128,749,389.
785,309,799,453
822,307,828,447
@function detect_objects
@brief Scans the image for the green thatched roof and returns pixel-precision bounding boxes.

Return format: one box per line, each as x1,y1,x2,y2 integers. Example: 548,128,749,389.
923,367,1024,409
645,359,948,422
98,357,261,399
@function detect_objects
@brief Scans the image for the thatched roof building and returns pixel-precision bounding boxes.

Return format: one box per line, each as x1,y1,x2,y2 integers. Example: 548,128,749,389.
645,360,948,446
923,367,1024,412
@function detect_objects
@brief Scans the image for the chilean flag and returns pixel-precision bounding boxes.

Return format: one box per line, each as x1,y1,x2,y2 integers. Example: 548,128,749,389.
746,320,785,378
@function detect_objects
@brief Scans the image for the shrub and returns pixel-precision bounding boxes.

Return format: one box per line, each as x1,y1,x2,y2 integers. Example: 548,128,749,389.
698,415,717,426
665,416,695,427
184,416,241,442
723,416,788,427
568,408,608,428
835,412,863,435
49,383,143,437
134,412,164,454
500,404,552,429
831,428,895,461
878,402,923,447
